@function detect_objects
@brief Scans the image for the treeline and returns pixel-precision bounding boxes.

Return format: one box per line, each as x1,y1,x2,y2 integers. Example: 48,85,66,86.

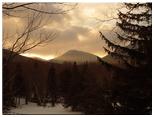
58,62,151,114
3,59,151,115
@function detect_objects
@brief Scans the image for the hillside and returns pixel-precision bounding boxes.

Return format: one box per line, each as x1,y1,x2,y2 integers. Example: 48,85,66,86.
51,50,98,64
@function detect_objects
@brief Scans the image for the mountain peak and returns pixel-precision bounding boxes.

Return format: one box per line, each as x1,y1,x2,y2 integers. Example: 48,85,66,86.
51,50,98,64
65,49,95,56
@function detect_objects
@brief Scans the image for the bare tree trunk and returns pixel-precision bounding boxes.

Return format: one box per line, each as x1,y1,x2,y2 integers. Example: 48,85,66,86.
18,97,20,106
25,96,28,105
32,81,42,106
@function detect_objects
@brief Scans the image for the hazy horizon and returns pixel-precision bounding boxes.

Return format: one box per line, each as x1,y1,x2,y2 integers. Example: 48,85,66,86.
20,49,108,60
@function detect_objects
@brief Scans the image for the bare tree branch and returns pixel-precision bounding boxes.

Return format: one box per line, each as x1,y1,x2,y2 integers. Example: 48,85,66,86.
3,3,34,10
3,3,78,109
95,17,118,23
3,2,77,67
3,3,77,16
22,3,77,15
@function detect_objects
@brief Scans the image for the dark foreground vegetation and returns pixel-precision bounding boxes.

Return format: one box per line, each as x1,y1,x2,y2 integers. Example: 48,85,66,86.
3,55,152,114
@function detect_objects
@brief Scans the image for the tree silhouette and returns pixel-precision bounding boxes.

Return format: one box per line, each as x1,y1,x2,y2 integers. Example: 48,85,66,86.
99,3,152,114
48,64,57,107
3,58,15,112
3,3,77,111
60,68,72,99
3,3,77,64
13,63,26,106
69,62,81,110
99,3,152,71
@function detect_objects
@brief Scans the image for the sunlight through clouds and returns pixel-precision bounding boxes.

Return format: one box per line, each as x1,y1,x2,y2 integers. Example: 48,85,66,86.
20,53,55,60
83,8,96,17
3,3,122,58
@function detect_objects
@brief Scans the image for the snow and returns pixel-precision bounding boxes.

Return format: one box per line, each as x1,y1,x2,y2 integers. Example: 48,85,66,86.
7,98,82,115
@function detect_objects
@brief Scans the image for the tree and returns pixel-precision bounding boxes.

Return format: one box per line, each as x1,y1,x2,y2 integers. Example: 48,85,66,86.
99,3,152,114
13,64,26,106
60,68,72,98
69,62,81,110
3,3,77,64
61,62,82,110
99,3,152,70
47,64,57,107
32,62,42,106
2,3,77,112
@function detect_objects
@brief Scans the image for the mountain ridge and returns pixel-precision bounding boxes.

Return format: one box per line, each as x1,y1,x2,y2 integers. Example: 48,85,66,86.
51,50,99,64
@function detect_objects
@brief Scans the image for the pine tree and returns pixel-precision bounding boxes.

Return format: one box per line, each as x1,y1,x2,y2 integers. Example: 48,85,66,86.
12,63,28,106
99,3,152,114
48,64,57,107
99,3,152,71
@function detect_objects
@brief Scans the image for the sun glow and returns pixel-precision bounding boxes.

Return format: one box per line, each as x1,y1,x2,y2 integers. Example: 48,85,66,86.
83,8,95,17
94,52,107,58
20,53,55,61
78,35,87,42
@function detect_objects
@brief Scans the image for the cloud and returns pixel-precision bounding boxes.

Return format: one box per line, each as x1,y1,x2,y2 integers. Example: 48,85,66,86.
3,3,121,58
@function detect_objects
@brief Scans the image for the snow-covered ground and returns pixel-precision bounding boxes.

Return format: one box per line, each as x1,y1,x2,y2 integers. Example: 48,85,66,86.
7,99,82,115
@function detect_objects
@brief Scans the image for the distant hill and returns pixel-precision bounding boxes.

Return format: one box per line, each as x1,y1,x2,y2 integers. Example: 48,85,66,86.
3,49,45,63
102,54,128,69
3,49,123,68
51,49,124,67
51,50,99,64
102,55,120,65
3,49,53,96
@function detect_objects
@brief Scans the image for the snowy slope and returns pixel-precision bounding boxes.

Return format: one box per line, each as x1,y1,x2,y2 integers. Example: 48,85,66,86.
7,99,82,115
51,50,98,63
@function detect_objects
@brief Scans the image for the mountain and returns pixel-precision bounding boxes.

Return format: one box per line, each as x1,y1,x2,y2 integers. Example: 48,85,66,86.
51,50,99,64
102,55,120,65
3,49,31,62
102,54,128,69
3,49,122,67
3,49,53,98
102,44,135,68
3,49,48,64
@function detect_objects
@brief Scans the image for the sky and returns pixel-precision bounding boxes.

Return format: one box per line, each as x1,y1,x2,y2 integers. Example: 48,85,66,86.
3,3,122,60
